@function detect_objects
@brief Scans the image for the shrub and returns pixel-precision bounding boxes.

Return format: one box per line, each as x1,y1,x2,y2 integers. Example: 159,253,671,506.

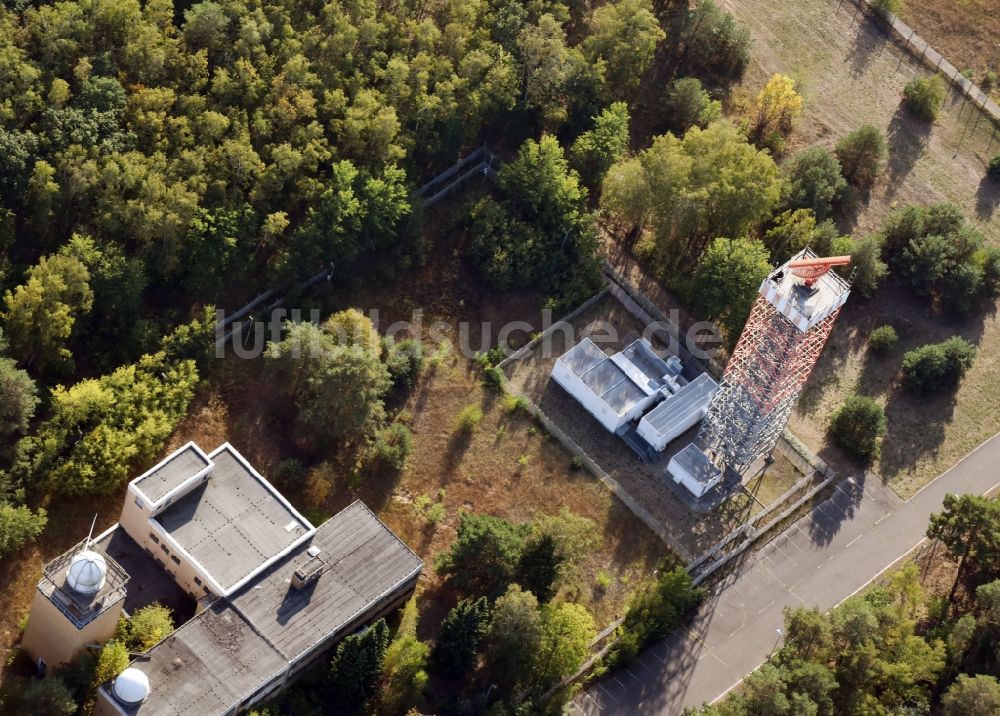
868,325,898,354
870,0,900,18
371,422,413,471
116,603,174,651
903,75,946,122
384,337,424,388
456,405,483,433
502,394,528,413
275,458,306,485
835,125,886,188
901,337,976,392
605,568,705,668
988,155,1000,181
828,395,887,462
784,147,848,220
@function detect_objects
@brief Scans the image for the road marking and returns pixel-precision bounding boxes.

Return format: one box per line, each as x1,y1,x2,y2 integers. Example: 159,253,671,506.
846,534,863,548
874,513,890,526
757,599,775,614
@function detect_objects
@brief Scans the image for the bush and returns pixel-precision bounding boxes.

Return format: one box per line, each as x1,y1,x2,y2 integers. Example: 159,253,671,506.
828,395,887,462
868,325,898,355
870,0,900,18
835,125,886,188
901,337,976,392
384,337,424,388
456,405,483,433
831,233,888,298
681,0,751,86
116,603,174,651
663,77,721,134
605,567,704,669
784,147,848,220
903,75,946,122
989,155,1000,181
371,422,413,471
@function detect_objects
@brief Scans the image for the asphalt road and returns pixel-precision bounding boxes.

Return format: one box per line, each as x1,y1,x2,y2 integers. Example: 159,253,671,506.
572,432,1000,715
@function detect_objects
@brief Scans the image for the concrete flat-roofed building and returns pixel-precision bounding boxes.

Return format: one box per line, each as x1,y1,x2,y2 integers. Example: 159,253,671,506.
97,501,422,716
551,337,679,433
21,441,422,716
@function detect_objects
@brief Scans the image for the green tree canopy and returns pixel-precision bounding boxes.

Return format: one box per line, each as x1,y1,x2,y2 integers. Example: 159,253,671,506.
828,394,887,462
431,597,490,679
602,122,782,266
784,147,847,220
328,619,390,714
582,0,665,98
377,599,429,716
436,512,529,597
569,102,631,186
485,584,543,694
900,337,977,393
116,603,174,652
835,125,886,189
941,674,1000,716
689,237,772,343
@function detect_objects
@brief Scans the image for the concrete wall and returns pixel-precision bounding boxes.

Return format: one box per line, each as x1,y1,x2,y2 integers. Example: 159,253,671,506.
120,486,219,602
22,587,123,671
551,359,623,432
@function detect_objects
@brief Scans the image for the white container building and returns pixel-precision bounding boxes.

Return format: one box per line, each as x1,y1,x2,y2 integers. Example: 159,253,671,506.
637,373,719,452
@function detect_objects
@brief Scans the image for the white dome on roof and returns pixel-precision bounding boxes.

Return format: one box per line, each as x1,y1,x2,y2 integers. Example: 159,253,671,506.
65,550,107,594
113,668,150,704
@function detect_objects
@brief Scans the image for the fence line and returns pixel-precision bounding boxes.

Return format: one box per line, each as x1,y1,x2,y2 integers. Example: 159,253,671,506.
848,0,1000,126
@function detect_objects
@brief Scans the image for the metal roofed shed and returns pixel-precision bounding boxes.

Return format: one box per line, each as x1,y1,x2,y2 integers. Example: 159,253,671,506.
97,501,423,716
668,443,723,499
152,444,315,595
551,338,676,433
637,373,720,452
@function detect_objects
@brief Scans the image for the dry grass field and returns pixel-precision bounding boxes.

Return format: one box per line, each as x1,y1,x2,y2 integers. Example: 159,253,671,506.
708,0,1000,496
898,0,1000,80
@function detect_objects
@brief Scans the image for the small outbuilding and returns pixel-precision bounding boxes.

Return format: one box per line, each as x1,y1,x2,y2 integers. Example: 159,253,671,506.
551,338,677,433
668,443,723,499
637,373,719,452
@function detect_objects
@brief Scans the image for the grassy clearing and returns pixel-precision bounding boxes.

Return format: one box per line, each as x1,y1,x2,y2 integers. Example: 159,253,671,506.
704,0,1000,496
897,0,1000,83
744,454,806,514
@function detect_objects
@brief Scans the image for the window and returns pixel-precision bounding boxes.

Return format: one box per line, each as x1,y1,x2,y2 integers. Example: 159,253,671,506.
160,543,169,555
203,585,210,594
134,496,144,510
149,533,159,544
170,555,180,565
194,576,202,586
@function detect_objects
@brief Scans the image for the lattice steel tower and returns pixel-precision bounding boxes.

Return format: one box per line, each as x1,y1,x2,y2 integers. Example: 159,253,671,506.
697,249,851,473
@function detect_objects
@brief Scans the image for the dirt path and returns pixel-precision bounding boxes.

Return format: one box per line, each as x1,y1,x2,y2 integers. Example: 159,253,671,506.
719,0,999,241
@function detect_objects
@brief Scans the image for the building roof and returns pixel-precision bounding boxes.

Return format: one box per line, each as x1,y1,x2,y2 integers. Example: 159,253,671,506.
132,443,212,505
671,443,723,487
38,538,129,629
761,248,852,332
101,501,423,715
94,528,196,623
640,373,719,437
153,445,314,594
557,338,664,417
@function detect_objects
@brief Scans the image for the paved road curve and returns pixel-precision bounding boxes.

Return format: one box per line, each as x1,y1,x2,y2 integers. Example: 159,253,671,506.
573,433,1000,715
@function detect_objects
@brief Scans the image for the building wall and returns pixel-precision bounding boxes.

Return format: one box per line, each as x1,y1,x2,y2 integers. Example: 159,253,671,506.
120,486,220,603
22,588,123,671
551,361,623,432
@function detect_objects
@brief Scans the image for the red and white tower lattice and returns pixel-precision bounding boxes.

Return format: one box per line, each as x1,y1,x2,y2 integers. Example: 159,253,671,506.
696,249,851,473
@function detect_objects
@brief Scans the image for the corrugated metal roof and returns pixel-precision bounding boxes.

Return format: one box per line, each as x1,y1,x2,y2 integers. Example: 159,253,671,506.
559,338,607,376
641,374,718,434
601,379,648,415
